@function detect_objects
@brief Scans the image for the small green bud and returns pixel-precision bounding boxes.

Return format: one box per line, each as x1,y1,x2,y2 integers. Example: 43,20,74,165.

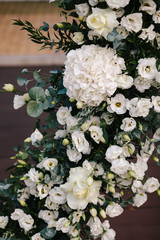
108,185,115,194
62,139,69,146
128,170,136,178
123,134,131,142
87,176,93,187
153,156,159,163
107,173,114,180
99,209,106,219
56,23,64,28
90,208,97,217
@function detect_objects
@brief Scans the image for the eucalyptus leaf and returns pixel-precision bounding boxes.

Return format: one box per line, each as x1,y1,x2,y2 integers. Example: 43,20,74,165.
40,227,56,239
29,87,46,102
27,100,44,118
33,71,43,83
17,76,28,86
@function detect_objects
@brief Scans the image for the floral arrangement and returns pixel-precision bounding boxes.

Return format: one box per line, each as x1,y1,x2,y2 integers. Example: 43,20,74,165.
1,0,160,239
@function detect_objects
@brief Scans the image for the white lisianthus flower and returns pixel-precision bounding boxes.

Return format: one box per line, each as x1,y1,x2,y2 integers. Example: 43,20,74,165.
30,128,43,145
49,187,67,204
155,33,160,48
89,0,98,6
19,214,34,232
101,112,115,125
66,116,78,133
63,45,126,106
43,158,58,171
60,167,102,210
28,168,41,183
75,3,90,17
152,96,160,112
37,182,53,199
89,125,103,143
121,13,143,33
87,8,119,40
137,57,158,80
139,24,156,42
13,95,25,109
134,76,152,92
153,10,160,23
72,131,91,155
56,217,70,233
88,217,103,237
38,210,59,223
139,0,157,15
120,117,136,132
122,143,135,157
132,193,147,207
67,146,82,163
143,177,160,193
105,145,123,162
111,158,130,175
73,32,84,45
54,129,67,139
82,160,94,173
153,128,160,140
31,233,45,240
129,158,148,180
132,180,144,194
106,203,124,218
108,93,127,114
56,106,71,125
0,216,8,229
45,196,59,210
116,75,133,89
126,98,153,117
11,209,25,221
105,0,130,9
23,175,36,188
155,72,160,83
88,30,101,40
102,228,116,240
116,25,129,39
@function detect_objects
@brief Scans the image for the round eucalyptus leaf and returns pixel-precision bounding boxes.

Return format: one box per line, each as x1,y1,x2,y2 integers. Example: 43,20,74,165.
40,227,56,239
29,86,46,102
27,100,44,118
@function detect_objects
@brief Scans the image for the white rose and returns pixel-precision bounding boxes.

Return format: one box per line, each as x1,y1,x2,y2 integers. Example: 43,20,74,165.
49,187,67,204
139,24,156,42
153,128,160,140
43,158,58,171
60,167,102,210
45,196,59,210
11,209,24,221
132,180,144,194
116,75,133,89
31,233,45,240
54,129,67,139
13,95,25,109
19,214,34,232
134,76,151,92
105,145,123,162
106,0,130,9
72,131,91,155
75,3,90,17
106,203,123,218
139,0,157,15
101,112,115,125
89,125,103,143
108,93,127,115
153,10,160,23
30,128,43,145
56,217,70,233
137,57,158,79
87,8,119,39
152,96,160,112
121,13,143,33
67,146,82,163
111,158,130,175
56,106,71,125
120,117,136,132
38,210,58,223
0,216,8,229
132,193,147,207
102,228,116,240
73,32,84,45
143,177,160,193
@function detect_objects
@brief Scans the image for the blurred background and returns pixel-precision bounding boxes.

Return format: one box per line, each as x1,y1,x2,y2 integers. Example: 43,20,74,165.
0,1,160,240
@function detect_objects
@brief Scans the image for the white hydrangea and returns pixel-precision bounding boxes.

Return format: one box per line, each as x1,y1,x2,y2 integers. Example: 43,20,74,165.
87,8,119,39
106,203,124,218
63,45,126,106
120,117,136,132
105,0,130,9
121,13,143,33
137,57,158,79
139,0,157,15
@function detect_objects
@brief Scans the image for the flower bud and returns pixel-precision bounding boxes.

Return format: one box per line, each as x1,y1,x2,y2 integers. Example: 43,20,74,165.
62,138,69,146
87,176,93,187
128,170,136,178
153,156,159,163
19,151,23,155
3,83,14,92
123,134,131,142
39,172,44,179
107,173,114,180
82,212,86,221
52,143,55,149
19,200,27,207
10,156,16,159
51,101,56,105
69,98,75,102
120,190,124,196
23,93,30,102
90,208,97,217
78,16,83,21
20,176,29,181
100,209,106,219
138,122,143,131
100,137,106,144
17,160,27,165
108,185,115,194
128,145,133,155
81,122,89,132
56,23,64,28
76,101,84,109
157,189,160,196
24,137,31,143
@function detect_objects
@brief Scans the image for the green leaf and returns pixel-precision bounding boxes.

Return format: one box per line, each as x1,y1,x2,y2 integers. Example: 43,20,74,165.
27,100,44,118
40,227,56,239
21,68,28,74
58,88,67,95
29,87,46,102
17,76,28,86
33,70,43,83
40,21,49,32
